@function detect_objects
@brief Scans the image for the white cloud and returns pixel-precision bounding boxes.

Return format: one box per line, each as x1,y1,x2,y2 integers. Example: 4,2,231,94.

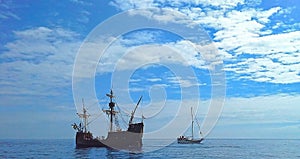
181,5,299,84
194,0,245,9
167,76,203,88
122,30,164,45
2,27,79,61
0,27,81,99
94,35,219,73
110,0,246,10
200,6,300,84
94,38,191,74
223,31,300,83
147,78,162,82
234,31,300,55
225,59,300,84
108,0,300,84
109,0,155,11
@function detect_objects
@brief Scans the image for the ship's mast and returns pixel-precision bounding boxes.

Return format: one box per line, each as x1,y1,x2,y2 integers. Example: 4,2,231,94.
77,98,89,133
106,89,116,132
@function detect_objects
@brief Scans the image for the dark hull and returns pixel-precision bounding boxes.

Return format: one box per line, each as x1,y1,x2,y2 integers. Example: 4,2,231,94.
177,138,203,144
76,123,143,150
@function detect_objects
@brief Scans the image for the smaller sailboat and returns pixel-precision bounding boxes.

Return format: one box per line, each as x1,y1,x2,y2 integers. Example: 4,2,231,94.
177,107,204,144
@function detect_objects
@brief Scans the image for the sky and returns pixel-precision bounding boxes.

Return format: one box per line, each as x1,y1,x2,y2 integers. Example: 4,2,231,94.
0,0,300,140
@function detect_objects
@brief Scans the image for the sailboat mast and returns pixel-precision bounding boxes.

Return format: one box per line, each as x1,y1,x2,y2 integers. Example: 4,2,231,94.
191,107,194,139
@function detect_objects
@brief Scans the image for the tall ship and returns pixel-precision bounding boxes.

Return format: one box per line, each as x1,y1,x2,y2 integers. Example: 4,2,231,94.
72,89,144,150
177,107,204,144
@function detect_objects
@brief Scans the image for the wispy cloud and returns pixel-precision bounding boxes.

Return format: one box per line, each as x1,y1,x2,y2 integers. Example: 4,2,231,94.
92,30,216,74
0,1,20,20
202,94,300,138
0,27,81,107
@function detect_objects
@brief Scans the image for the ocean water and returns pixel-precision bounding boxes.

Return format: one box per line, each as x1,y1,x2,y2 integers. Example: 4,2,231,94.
1,139,300,159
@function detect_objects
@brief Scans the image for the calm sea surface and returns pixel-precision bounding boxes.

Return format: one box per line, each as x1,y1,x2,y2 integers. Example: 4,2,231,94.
1,139,300,159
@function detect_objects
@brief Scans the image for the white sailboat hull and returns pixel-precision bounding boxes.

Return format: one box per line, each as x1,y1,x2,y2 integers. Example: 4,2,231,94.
177,137,203,144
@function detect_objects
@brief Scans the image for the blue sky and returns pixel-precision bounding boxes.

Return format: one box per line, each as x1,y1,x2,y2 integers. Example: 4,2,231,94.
1,0,300,139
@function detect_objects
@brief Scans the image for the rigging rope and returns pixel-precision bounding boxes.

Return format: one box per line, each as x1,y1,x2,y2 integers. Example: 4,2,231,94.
115,102,129,129
195,117,201,129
